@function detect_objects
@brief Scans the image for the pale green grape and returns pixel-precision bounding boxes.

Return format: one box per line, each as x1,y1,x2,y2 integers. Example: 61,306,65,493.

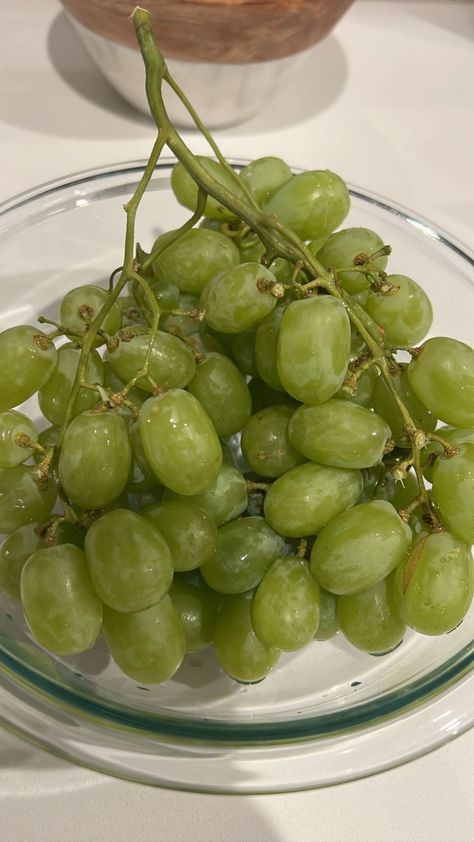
171,157,244,219
187,353,252,437
108,330,196,392
103,595,185,684
252,556,320,651
263,171,350,240
423,426,474,483
314,588,338,640
0,326,57,410
277,297,350,404
336,365,379,409
58,410,132,509
164,464,247,525
159,292,205,338
407,337,474,427
230,329,258,377
238,157,292,205
393,533,473,635
170,578,219,653
373,364,437,445
0,522,43,600
149,279,180,311
237,236,295,284
241,404,305,478
141,500,217,571
310,500,412,594
38,343,103,427
201,516,286,594
37,425,60,454
337,574,406,654
255,304,286,392
365,274,433,347
214,591,279,683
186,331,227,360
60,284,121,346
0,466,56,533
126,421,158,493
139,390,222,495
152,228,240,294
289,399,391,469
0,410,38,468
373,468,419,512
202,263,278,333
21,544,102,655
431,444,474,543
264,462,363,538
316,227,387,294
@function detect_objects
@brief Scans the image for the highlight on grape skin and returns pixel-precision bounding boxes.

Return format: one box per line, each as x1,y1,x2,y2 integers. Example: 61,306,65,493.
0,9,472,688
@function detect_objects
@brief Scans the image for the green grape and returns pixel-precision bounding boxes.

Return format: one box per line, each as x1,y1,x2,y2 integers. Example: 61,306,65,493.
238,157,292,206
187,353,252,438
149,279,181,311
374,469,419,512
255,304,286,391
170,578,219,653
277,297,351,404
264,462,363,537
336,365,379,408
152,228,240,294
0,326,57,410
237,236,295,284
407,337,474,427
248,378,292,413
164,464,247,525
102,361,147,411
214,591,279,683
423,426,474,483
107,330,196,392
365,274,433,347
103,595,185,684
54,520,86,550
139,390,222,496
373,364,437,445
349,308,386,356
0,522,43,600
126,421,158,493
38,344,103,427
337,574,406,654
186,331,227,360
307,236,329,256
230,329,258,377
289,399,391,469
314,588,338,641
202,263,278,333
310,500,412,595
141,500,217,572
171,157,244,219
21,544,102,655
60,284,122,346
0,466,56,533
0,410,38,468
263,171,350,240
393,533,473,635
118,293,147,326
201,516,286,594
431,444,474,544
159,291,205,338
131,276,180,323
316,227,387,294
58,411,131,509
37,425,60,455
85,508,173,612
241,404,305,478
252,556,320,651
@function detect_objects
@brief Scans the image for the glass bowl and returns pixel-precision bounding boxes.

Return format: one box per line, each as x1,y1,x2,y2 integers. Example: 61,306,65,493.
0,160,472,793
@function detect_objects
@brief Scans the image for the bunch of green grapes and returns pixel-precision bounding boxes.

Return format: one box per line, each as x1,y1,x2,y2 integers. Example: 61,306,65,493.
0,153,473,687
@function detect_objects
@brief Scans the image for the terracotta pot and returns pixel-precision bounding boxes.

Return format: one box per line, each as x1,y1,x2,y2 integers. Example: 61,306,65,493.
61,0,354,64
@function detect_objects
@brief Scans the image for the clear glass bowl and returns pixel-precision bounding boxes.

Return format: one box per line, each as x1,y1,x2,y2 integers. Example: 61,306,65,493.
0,161,472,793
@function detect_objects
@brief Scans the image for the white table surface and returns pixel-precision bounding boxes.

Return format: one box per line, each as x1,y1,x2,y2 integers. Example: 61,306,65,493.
0,1,473,840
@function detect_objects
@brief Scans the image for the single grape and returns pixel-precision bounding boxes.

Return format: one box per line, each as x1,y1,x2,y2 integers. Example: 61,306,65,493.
126,421,158,493
163,464,247,525
201,516,286,594
337,574,406,654
103,595,185,684
289,399,391,469
60,284,121,346
170,578,219,653
230,329,258,377
423,426,474,483
186,331,227,360
139,390,222,496
263,171,350,240
238,157,292,206
38,343,103,427
263,462,363,537
314,588,338,641
171,157,244,219
0,410,38,468
373,364,437,445
201,262,278,333
241,404,305,478
248,378,293,413
107,330,196,392
149,279,181,311
141,500,217,572
316,228,387,294
277,297,351,404
214,591,279,683
159,292,205,339
85,508,173,612
0,522,43,600
407,337,474,427
0,465,56,533
37,425,60,454
365,274,433,347
252,556,320,651
0,326,57,410
431,444,474,544
187,353,252,438
255,304,286,392
58,410,132,509
21,544,102,655
152,228,240,294
310,500,412,594
393,533,473,635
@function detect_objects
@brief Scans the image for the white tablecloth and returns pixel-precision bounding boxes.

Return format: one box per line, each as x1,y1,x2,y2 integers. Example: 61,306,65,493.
0,1,473,839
